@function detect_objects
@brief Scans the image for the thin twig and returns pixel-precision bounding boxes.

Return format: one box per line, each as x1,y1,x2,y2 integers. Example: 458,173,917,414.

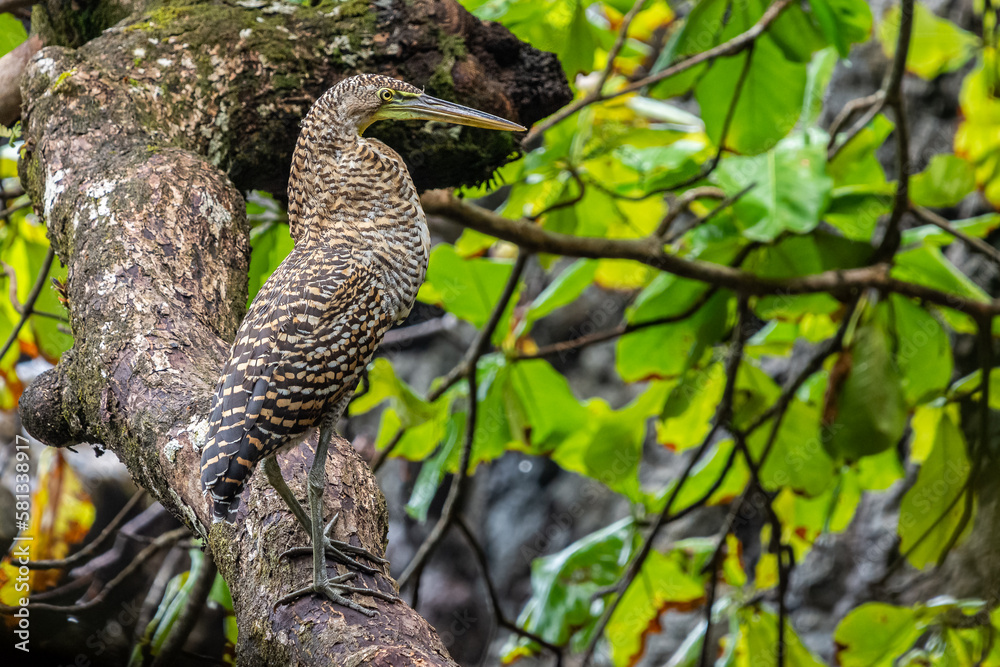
26,489,146,569
827,91,886,150
454,516,563,658
525,0,794,143
909,206,1000,266
397,253,529,590
582,293,748,664
661,183,755,243
655,186,726,238
594,0,647,94
0,246,54,361
0,528,189,614
369,428,404,473
514,236,760,362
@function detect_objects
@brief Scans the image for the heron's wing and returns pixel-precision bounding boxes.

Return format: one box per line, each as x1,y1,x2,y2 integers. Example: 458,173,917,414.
199,247,387,521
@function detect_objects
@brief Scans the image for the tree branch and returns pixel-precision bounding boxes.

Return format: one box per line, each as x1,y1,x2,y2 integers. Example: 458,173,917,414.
421,190,1000,318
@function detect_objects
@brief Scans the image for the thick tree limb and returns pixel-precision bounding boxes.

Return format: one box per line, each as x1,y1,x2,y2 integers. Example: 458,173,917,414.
14,0,568,663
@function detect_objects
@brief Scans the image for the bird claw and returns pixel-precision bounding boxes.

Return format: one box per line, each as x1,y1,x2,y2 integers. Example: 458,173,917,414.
279,512,387,575
274,572,398,616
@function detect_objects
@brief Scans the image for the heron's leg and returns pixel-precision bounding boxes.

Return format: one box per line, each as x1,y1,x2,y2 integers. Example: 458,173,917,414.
275,420,398,615
267,454,388,570
264,455,311,531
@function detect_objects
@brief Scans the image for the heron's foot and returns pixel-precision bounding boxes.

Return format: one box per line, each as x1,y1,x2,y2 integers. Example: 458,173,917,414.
280,513,388,576
275,571,398,616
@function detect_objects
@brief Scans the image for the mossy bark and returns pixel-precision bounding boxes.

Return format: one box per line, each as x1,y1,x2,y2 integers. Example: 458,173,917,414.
17,0,569,663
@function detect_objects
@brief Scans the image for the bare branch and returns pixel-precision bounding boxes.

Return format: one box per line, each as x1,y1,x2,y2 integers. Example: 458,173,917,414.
910,206,1000,266
397,252,529,590
421,191,1000,318
1,528,189,614
26,489,146,569
0,34,41,126
454,516,563,658
582,294,748,664
0,246,54,361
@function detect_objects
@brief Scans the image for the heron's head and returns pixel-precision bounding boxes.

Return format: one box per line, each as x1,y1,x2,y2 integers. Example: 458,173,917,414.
311,74,526,138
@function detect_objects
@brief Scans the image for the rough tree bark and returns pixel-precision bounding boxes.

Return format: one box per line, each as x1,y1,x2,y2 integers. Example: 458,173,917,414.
14,0,569,662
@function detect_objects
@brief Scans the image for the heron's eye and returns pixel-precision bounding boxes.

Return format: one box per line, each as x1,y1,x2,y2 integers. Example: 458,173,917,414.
379,89,393,102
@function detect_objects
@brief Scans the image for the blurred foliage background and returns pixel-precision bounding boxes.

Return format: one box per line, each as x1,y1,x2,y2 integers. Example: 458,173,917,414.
4,0,1000,665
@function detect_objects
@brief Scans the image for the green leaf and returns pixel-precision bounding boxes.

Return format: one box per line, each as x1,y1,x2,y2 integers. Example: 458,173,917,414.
518,259,597,337
350,358,441,424
829,113,894,188
834,603,921,667
696,4,807,155
405,413,464,521
892,245,990,306
606,552,705,666
247,222,293,305
657,363,724,453
417,244,514,328
773,472,861,560
800,47,839,127
4,222,72,362
751,396,836,497
508,358,589,453
468,0,598,80
713,132,833,242
505,518,636,660
766,1,830,63
880,2,979,80
471,354,516,462
735,606,825,667
898,406,973,569
0,14,26,59
616,283,730,382
648,438,751,515
956,53,1000,207
747,230,873,279
549,388,666,502
822,308,908,462
613,140,708,196
909,154,976,207
825,185,894,241
349,358,451,461
562,0,597,77
888,294,952,406
648,0,727,98
902,213,1000,247
808,0,873,57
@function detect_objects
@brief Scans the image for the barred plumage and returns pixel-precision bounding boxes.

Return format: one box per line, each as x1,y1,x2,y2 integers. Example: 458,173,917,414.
197,73,523,611
200,76,431,522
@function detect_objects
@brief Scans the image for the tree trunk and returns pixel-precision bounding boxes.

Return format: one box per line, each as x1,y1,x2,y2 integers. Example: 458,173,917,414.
16,0,569,662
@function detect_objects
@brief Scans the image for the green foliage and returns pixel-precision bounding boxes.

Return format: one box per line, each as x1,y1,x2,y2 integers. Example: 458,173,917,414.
822,304,908,462
246,221,293,305
208,0,1000,661
0,144,71,408
909,154,976,208
879,2,979,80
712,131,833,241
0,14,26,59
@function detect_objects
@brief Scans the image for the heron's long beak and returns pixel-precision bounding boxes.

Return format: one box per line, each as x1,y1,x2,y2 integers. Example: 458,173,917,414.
385,94,526,132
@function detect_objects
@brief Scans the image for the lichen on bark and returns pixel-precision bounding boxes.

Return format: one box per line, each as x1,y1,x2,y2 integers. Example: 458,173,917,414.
16,0,570,663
